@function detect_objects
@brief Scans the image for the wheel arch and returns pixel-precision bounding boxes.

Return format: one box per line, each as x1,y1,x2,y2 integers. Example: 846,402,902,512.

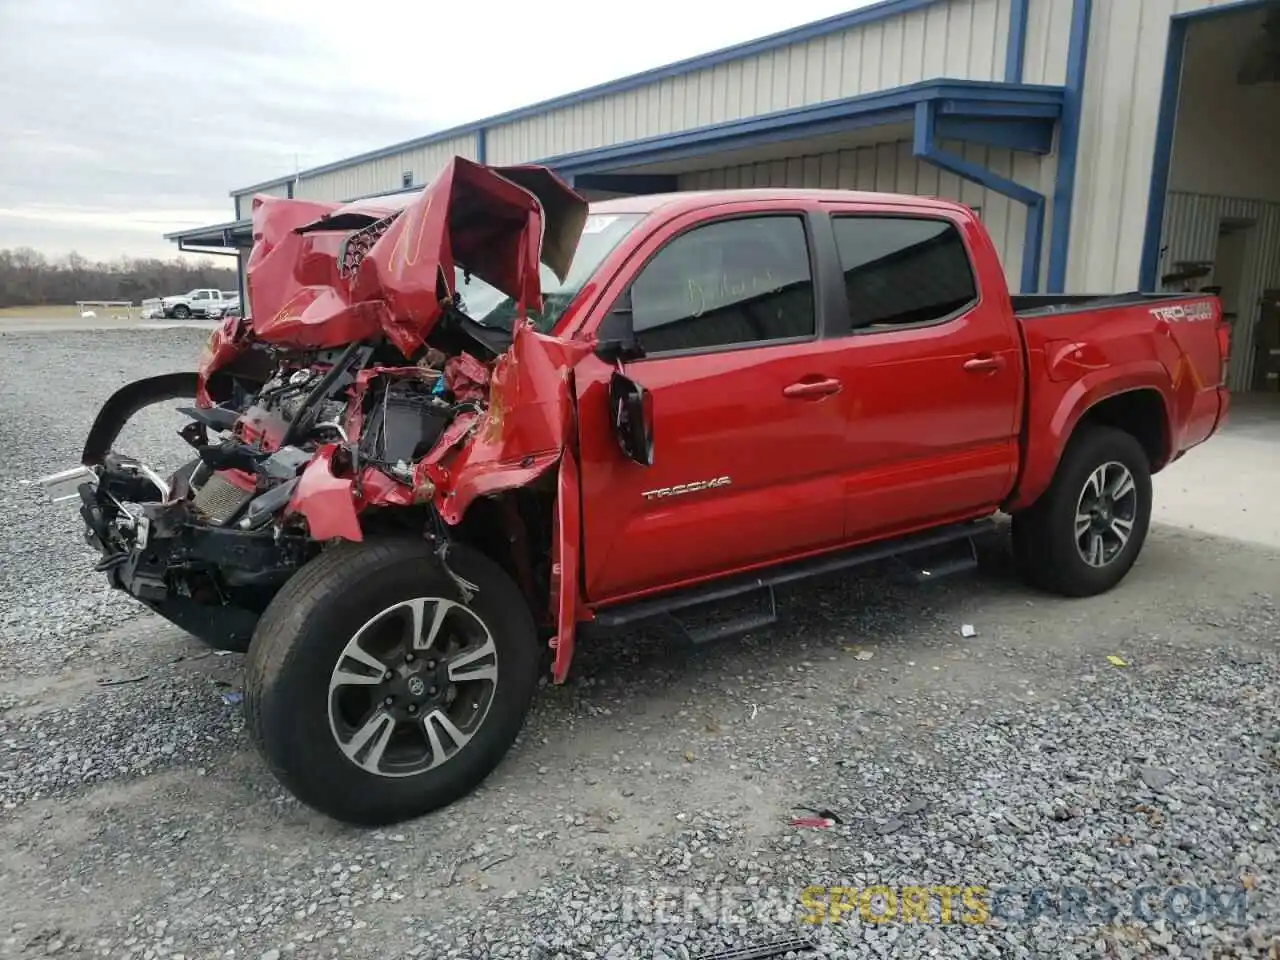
1008,369,1174,513
1074,388,1170,473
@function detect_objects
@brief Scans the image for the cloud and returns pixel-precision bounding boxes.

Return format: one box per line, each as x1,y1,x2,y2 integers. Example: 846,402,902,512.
1,0,866,259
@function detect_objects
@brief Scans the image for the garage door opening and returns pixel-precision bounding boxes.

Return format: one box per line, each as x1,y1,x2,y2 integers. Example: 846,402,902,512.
1151,1,1280,400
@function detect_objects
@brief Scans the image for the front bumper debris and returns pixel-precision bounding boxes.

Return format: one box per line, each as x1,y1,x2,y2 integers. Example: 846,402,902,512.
25,456,312,651
23,465,98,504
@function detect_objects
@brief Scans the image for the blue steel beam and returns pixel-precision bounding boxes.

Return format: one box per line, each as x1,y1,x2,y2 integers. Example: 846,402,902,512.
1005,0,1030,83
1045,0,1093,293
913,101,1046,294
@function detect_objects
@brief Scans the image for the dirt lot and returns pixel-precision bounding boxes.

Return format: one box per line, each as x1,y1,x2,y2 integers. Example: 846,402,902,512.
0,327,1276,960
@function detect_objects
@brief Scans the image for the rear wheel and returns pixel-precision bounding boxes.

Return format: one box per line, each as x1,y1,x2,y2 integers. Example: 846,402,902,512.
1011,425,1152,597
244,538,540,825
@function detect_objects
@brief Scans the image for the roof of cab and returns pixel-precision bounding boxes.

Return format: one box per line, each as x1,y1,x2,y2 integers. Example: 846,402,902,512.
586,188,971,218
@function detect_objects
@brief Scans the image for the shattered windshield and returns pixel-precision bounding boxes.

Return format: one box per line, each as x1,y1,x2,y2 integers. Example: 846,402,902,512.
454,212,644,334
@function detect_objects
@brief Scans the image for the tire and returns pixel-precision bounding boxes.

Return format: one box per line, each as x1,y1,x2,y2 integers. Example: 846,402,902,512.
171,304,191,320
243,538,541,826
1011,425,1152,598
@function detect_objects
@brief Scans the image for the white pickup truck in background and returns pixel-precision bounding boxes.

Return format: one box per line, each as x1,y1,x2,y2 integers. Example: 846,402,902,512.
144,288,239,320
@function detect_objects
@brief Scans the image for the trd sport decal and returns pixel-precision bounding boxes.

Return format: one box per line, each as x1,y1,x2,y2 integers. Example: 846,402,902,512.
1149,300,1216,324
641,476,732,501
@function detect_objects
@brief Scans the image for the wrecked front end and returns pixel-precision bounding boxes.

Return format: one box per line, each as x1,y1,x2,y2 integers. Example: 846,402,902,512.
29,158,592,657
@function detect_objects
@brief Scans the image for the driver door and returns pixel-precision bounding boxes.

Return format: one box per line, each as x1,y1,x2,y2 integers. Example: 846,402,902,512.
573,202,853,605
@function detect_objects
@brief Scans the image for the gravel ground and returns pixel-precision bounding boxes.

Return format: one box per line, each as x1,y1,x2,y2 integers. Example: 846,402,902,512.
0,329,209,681
1,328,1277,960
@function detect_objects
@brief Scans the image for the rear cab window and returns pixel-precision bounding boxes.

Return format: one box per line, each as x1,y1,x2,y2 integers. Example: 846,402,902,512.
830,216,978,331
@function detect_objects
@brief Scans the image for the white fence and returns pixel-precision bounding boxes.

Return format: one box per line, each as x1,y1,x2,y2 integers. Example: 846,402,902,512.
75,300,138,319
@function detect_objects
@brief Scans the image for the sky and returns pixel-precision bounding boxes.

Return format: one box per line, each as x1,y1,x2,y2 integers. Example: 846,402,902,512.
0,0,873,262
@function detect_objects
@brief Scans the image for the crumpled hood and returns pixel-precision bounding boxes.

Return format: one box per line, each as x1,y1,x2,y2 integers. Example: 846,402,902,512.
242,158,589,357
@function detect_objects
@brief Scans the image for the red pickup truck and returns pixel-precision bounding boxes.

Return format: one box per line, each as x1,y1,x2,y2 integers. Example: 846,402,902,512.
31,159,1229,826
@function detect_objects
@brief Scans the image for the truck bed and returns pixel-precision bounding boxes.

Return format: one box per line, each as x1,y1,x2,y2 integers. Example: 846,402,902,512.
1011,291,1210,319
1003,288,1228,513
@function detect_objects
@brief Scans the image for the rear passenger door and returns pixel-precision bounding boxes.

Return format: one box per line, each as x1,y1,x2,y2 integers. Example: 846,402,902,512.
821,208,1022,541
574,203,854,604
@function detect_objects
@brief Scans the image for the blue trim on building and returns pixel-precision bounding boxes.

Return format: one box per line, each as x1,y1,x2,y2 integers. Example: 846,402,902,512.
1045,0,1092,293
164,218,249,243
935,116,1055,154
1004,0,1030,83
232,0,952,196
912,102,1045,293
936,99,1057,119
1139,17,1188,291
1139,0,1272,290
476,128,487,165
572,173,681,194
541,80,1063,176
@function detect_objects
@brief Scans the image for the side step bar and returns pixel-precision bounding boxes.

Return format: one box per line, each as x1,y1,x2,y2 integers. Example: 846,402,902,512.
587,517,995,638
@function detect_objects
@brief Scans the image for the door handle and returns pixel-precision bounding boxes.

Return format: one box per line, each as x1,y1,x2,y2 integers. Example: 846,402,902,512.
783,377,843,398
963,354,1005,373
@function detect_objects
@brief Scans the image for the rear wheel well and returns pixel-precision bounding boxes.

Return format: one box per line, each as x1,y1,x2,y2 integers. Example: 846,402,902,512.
1074,389,1169,472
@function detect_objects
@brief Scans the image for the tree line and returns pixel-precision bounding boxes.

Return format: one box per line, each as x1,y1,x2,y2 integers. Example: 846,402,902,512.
0,248,238,308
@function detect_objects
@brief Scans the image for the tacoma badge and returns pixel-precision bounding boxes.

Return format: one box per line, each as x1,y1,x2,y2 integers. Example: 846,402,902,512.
641,476,732,501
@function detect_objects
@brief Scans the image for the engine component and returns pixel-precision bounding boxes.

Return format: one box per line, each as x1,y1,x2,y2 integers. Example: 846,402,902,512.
263,446,312,481
362,381,454,465
192,470,257,525
239,477,301,529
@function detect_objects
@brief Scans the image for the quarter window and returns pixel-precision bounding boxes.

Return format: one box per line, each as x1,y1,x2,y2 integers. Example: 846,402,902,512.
630,215,815,354
831,216,978,329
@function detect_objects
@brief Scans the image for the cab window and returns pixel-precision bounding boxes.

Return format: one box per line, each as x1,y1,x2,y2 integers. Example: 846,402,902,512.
629,215,815,355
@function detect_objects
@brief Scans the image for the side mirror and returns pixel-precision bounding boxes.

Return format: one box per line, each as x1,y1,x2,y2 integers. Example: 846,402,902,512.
608,370,654,467
595,288,646,364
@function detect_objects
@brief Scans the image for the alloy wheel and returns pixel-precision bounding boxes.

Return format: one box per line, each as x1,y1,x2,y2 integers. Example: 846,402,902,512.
327,597,499,778
1074,461,1138,568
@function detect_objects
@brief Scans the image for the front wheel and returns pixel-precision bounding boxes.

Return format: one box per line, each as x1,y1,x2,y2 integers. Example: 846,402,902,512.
171,304,191,320
1011,425,1153,597
244,538,541,825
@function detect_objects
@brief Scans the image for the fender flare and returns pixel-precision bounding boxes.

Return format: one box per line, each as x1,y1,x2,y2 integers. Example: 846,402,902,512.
1007,365,1174,513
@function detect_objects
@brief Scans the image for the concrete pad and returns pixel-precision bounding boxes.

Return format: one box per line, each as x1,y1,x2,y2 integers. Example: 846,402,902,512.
1154,392,1280,549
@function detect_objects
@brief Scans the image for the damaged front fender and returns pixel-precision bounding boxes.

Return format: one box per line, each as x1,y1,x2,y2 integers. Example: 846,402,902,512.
348,321,595,683
287,445,363,542
417,320,595,525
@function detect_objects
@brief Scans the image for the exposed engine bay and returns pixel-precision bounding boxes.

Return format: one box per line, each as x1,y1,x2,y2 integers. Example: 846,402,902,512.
70,334,507,649
50,158,592,652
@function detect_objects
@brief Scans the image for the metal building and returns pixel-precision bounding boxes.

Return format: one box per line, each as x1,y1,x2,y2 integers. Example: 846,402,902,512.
170,0,1280,394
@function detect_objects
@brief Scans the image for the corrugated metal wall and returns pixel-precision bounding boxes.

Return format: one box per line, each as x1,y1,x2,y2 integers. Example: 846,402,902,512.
677,138,1056,293
292,134,478,202
234,183,290,219
485,0,1017,165
1020,0,1075,85
1066,0,1260,293
1161,191,1280,391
